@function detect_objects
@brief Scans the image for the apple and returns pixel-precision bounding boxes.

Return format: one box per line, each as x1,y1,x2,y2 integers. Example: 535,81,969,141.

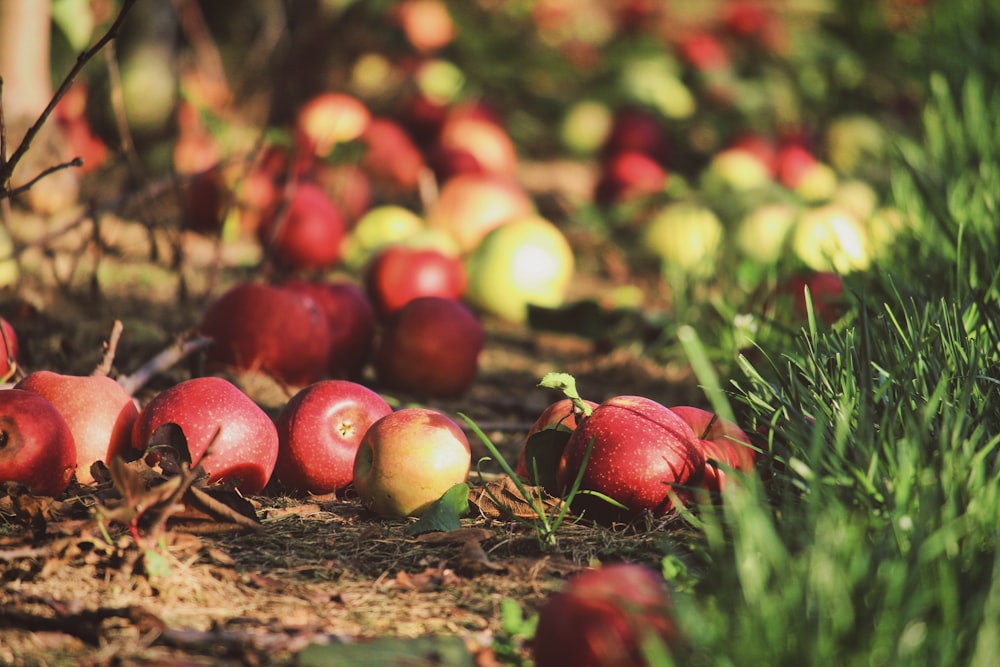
15,371,140,486
515,398,598,492
1,317,19,379
342,204,427,270
296,92,371,158
54,81,108,174
791,204,871,273
426,173,536,254
734,201,798,265
181,169,229,235
374,296,484,398
556,395,704,521
257,181,347,271
770,270,846,325
776,143,818,190
464,215,575,323
390,0,456,53
642,202,724,277
668,406,756,494
700,147,772,194
594,150,667,206
729,132,779,176
532,562,679,667
431,104,519,178
231,163,281,235
600,107,669,164
365,245,467,319
199,282,331,387
352,407,471,517
132,376,278,495
824,114,886,175
361,117,427,193
274,380,392,495
560,99,613,156
313,162,372,227
0,389,77,496
679,31,730,71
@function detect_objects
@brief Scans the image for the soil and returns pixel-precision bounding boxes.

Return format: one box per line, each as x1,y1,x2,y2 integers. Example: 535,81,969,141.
0,165,703,666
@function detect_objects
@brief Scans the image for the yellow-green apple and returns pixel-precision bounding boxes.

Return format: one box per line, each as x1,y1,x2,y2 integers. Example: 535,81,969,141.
257,182,347,271
352,407,471,517
700,147,772,194
642,202,724,277
594,150,667,206
273,380,392,495
824,113,886,175
15,371,139,485
426,173,536,254
132,376,278,495
360,117,427,193
342,204,427,270
199,282,331,387
1,317,19,379
374,296,484,398
791,204,871,273
556,395,704,521
532,562,679,667
730,132,779,176
296,92,371,158
0,389,77,496
668,406,756,494
831,179,879,221
464,215,575,323
560,99,613,156
515,398,598,493
365,245,467,319
735,201,798,265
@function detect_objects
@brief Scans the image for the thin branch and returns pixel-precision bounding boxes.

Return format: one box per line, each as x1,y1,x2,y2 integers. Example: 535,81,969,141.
117,333,214,396
92,320,125,377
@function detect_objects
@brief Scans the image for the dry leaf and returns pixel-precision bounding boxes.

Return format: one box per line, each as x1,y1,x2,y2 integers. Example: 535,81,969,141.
469,476,565,521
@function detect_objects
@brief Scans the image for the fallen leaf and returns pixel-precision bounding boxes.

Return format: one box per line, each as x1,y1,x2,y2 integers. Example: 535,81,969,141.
469,476,565,521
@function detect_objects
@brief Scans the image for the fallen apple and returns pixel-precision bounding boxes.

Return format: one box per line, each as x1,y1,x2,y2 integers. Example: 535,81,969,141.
515,398,598,493
791,204,871,273
364,244,467,319
594,150,667,206
360,117,427,193
0,389,77,496
296,92,370,158
1,317,19,379
352,407,471,517
556,395,704,521
668,406,756,494
532,562,679,667
132,376,279,495
257,181,347,271
374,296,484,398
432,103,519,178
15,371,140,485
390,0,456,53
274,380,393,495
642,202,724,278
426,172,536,254
342,204,427,270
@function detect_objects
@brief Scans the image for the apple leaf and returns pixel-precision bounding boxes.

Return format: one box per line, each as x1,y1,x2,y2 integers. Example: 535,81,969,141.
297,635,474,667
522,427,571,491
537,372,593,416
404,483,470,536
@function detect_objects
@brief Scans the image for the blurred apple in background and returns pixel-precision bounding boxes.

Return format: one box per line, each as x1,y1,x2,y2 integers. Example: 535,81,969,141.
365,245,467,319
0,389,77,497
132,377,278,495
769,270,846,325
352,407,471,517
274,380,392,495
560,99,613,156
181,169,229,235
427,172,536,254
594,150,668,206
734,201,799,265
15,371,139,485
390,0,457,54
464,215,575,323
361,117,427,193
257,182,347,271
314,162,372,226
430,103,519,179
342,204,427,271
600,106,670,164
374,296,484,398
296,92,370,158
54,81,108,174
1,317,19,379
700,147,772,195
791,204,871,273
824,113,887,176
642,202,724,278
199,282,331,387
831,179,879,222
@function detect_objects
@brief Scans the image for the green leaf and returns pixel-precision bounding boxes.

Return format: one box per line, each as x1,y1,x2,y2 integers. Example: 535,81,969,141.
538,372,594,416
297,635,474,667
405,483,470,536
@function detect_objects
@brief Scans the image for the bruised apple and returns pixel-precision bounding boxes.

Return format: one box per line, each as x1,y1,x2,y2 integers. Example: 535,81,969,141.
668,406,756,494
15,371,139,485
556,395,704,522
0,389,77,496
274,380,392,495
352,407,471,517
132,377,278,495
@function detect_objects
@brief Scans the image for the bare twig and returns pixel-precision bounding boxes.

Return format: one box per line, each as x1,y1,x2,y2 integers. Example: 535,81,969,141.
117,333,214,396
92,320,125,377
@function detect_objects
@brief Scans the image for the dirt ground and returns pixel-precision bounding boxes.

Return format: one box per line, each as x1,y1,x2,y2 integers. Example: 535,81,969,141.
0,177,704,666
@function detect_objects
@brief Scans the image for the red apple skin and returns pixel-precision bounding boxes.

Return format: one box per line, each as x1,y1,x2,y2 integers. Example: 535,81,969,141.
769,271,846,325
594,151,667,206
532,562,679,667
374,297,484,398
257,182,347,271
181,169,229,235
515,398,599,486
668,406,756,494
273,380,393,495
15,371,140,485
364,245,467,320
431,107,519,179
361,117,426,192
556,396,704,521
131,377,278,495
601,107,670,164
352,407,472,517
1,318,19,379
0,389,77,497
278,279,376,380
776,143,817,190
199,282,331,387
295,92,371,158
427,173,536,254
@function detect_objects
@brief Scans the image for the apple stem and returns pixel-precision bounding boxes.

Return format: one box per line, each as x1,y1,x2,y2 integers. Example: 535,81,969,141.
537,371,593,417
91,319,125,377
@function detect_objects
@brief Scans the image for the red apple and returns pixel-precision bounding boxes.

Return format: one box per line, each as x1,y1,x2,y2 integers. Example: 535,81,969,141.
15,371,140,485
0,389,77,496
532,562,679,667
771,270,846,324
776,143,818,190
594,151,667,206
426,173,536,254
361,117,427,192
556,395,704,521
431,105,518,178
313,162,372,227
600,106,670,164
131,376,278,495
199,282,331,387
257,182,347,271
678,31,730,71
391,0,456,53
1,317,19,379
181,169,229,235
364,245,467,319
515,398,599,493
296,92,371,158
668,406,756,494
274,380,392,495
374,296,484,398
278,279,377,380
352,407,471,517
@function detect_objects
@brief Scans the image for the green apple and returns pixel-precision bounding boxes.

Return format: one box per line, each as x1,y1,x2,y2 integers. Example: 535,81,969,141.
825,114,886,175
735,201,798,265
341,205,426,270
352,408,471,518
464,215,575,323
793,161,839,203
792,204,871,273
831,179,879,221
642,202,724,277
701,147,772,194
559,100,613,156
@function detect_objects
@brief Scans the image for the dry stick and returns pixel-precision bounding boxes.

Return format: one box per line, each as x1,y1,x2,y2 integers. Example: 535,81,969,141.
117,333,214,397
92,319,125,377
